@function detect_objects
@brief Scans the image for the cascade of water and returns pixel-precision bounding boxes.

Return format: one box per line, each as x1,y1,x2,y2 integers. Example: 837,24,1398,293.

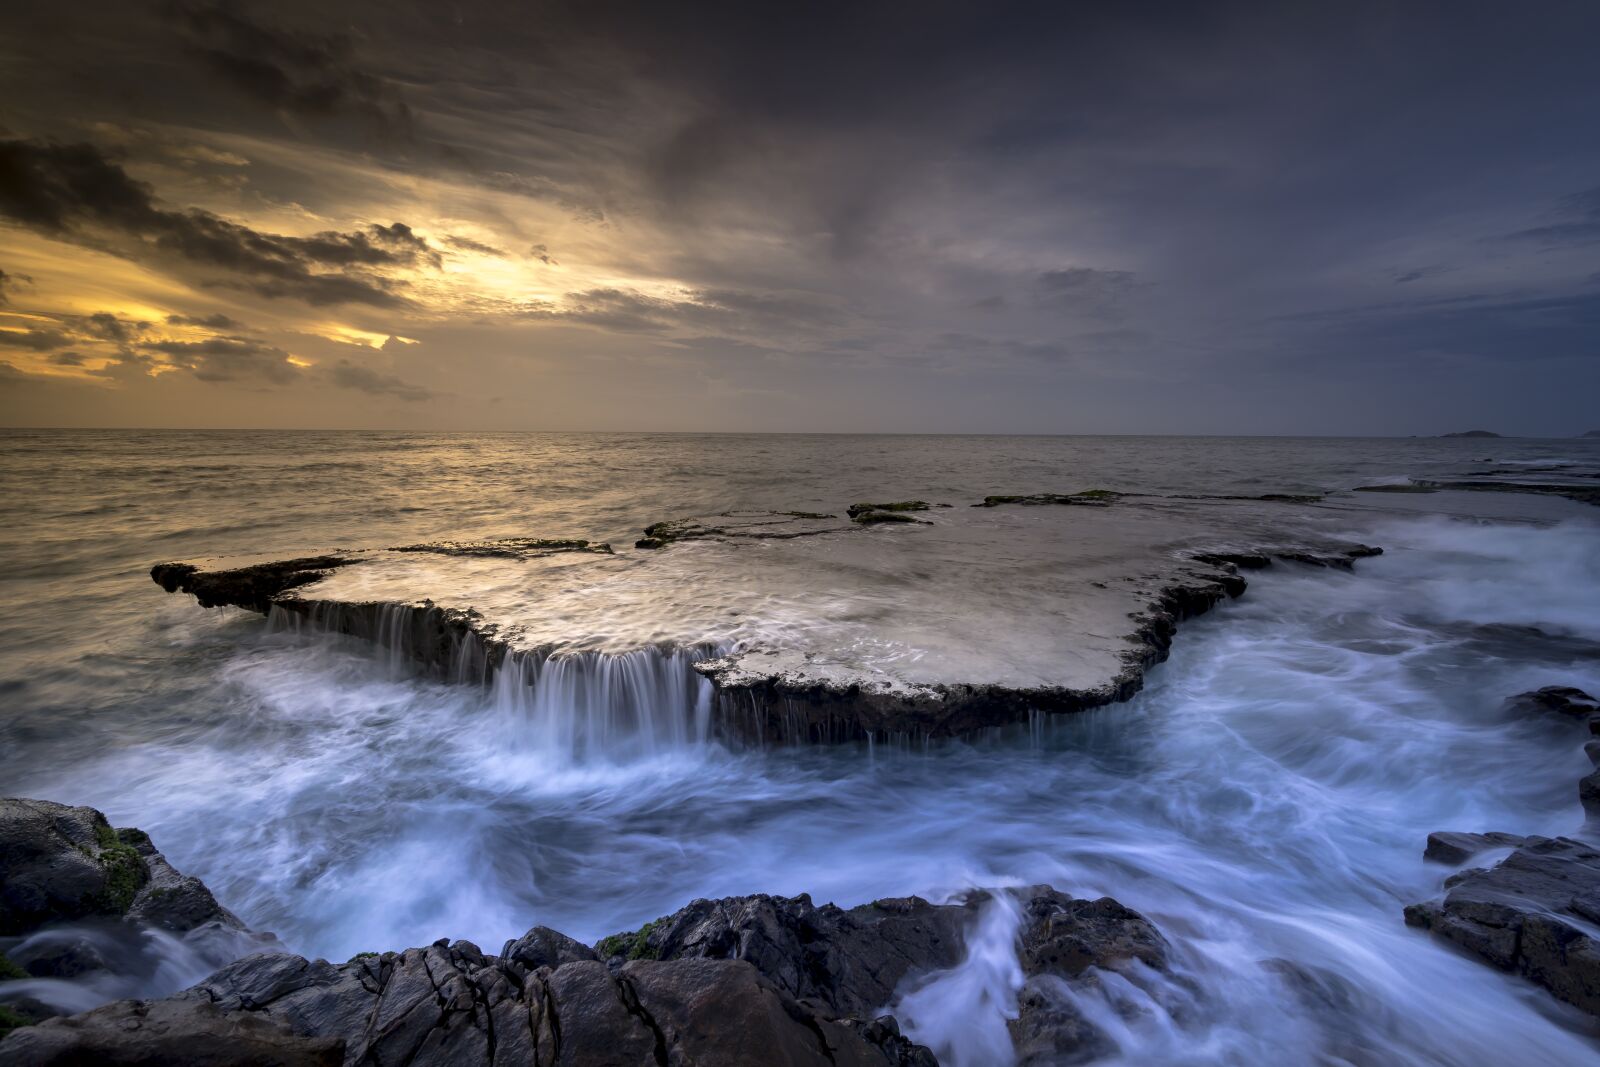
268,602,724,764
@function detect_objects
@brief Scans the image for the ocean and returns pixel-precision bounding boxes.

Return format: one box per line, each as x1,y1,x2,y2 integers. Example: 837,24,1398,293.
3,430,1599,1064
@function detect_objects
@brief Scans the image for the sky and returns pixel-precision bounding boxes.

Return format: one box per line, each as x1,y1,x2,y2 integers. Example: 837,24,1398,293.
1,1,1598,434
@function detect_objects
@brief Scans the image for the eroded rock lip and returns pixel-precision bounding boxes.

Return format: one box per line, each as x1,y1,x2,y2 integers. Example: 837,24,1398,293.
390,537,613,558
149,497,1385,744
1376,480,1600,507
151,556,355,613
974,490,1120,507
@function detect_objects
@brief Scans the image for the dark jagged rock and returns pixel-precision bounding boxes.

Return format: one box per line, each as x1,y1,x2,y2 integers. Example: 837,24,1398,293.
852,511,927,525
1013,893,1167,978
636,510,841,549
974,490,1119,508
1399,480,1600,508
0,799,254,1040
4,937,936,1066
595,891,973,1015
1423,831,1528,865
597,886,1169,1066
0,799,239,940
151,556,356,612
1405,836,1600,1016
847,501,935,518
1190,544,1381,572
1,882,1173,1066
501,924,597,970
0,996,343,1066
1353,483,1437,493
390,538,613,558
1506,686,1600,720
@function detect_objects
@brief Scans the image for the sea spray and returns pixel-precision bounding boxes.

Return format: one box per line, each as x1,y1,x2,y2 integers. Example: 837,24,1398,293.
893,892,1026,1066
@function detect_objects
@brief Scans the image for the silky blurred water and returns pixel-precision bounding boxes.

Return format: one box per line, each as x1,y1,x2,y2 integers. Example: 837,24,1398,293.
3,430,1600,1064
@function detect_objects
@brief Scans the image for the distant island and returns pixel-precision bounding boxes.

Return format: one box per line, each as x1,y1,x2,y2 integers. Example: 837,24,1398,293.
1440,430,1501,438
1583,430,1600,438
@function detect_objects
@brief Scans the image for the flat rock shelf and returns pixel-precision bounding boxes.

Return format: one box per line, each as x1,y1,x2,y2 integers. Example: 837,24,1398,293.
151,493,1380,743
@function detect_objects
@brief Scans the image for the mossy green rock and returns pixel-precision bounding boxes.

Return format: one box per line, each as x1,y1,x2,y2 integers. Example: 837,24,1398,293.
0,799,149,934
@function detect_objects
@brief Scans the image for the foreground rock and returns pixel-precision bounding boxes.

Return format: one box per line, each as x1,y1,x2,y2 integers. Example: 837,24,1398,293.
1,885,1173,1067
1405,837,1600,1015
1406,688,1600,1016
1507,685,1600,723
1,799,262,1039
0,798,244,950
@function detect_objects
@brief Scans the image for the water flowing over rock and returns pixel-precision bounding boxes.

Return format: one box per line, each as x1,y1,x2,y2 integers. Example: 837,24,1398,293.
149,494,1386,748
1,880,1175,1066
1404,690,1600,1017
0,799,264,1035
1404,837,1600,1016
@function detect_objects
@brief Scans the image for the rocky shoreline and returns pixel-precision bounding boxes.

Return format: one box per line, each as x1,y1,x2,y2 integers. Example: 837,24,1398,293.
6,685,1600,1063
1,799,1171,1065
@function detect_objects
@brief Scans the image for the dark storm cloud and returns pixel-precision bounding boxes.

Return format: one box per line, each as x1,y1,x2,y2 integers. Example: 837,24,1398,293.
166,312,243,330
173,3,412,134
86,311,148,344
0,138,433,307
521,286,844,343
142,335,299,383
0,325,72,350
327,359,434,401
4,0,1600,430
0,267,28,303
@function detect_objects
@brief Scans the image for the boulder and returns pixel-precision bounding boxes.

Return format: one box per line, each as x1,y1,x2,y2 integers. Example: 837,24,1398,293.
1423,831,1528,866
0,997,342,1067
2,938,935,1067
0,798,242,943
1506,686,1600,720
1405,836,1600,1016
594,890,973,1015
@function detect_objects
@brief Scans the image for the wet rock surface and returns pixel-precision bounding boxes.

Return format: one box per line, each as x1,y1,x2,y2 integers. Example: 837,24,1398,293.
0,883,1172,1067
390,538,614,558
634,510,841,549
1353,479,1600,507
1405,837,1600,1016
0,799,240,941
1423,831,1529,866
1508,686,1600,721
1406,692,1600,1016
151,495,1388,745
974,491,1119,507
1,799,260,1040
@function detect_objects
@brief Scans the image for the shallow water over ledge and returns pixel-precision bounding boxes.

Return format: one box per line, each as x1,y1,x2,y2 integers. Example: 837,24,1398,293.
4,432,1600,1063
